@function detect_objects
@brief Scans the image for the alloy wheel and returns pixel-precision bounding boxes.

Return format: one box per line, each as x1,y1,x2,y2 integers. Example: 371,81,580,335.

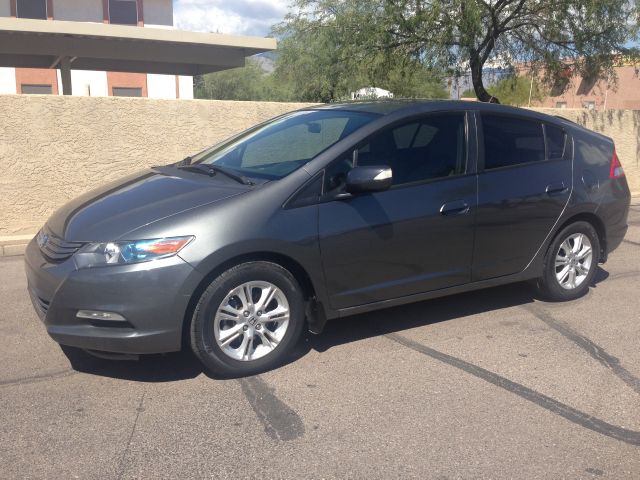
214,281,290,361
554,233,593,290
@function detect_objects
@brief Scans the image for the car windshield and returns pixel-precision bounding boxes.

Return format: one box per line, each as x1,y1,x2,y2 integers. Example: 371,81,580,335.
189,110,378,180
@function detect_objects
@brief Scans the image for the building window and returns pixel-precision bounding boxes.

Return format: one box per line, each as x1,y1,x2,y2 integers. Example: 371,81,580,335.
112,87,142,97
555,102,567,109
16,0,47,19
109,0,138,25
21,84,53,94
582,101,595,110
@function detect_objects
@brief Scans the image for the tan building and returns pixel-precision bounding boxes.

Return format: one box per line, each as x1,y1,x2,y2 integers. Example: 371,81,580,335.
0,0,194,98
0,3,275,97
539,64,640,110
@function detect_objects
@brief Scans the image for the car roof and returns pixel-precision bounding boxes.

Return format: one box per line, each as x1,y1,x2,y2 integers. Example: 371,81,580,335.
311,100,430,115
310,100,574,128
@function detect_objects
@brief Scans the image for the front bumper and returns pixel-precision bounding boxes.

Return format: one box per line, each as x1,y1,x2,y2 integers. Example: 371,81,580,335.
24,239,204,354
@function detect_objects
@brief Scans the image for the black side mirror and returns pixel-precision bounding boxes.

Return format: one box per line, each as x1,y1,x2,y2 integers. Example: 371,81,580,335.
346,166,393,194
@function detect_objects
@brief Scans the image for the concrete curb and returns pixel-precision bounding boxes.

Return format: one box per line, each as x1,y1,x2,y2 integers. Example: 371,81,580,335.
0,235,33,257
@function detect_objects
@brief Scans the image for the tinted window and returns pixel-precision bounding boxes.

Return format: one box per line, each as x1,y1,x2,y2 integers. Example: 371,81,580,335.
17,0,47,19
482,114,544,169
545,124,566,159
109,0,138,25
324,154,355,197
324,113,466,193
287,173,323,208
357,114,466,185
195,110,375,180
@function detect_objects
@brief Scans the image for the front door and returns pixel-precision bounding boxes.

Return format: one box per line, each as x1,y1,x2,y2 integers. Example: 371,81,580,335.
318,112,477,310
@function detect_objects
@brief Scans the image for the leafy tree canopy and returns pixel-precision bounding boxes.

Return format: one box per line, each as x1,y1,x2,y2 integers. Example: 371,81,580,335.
194,59,295,101
272,1,448,102
284,0,639,103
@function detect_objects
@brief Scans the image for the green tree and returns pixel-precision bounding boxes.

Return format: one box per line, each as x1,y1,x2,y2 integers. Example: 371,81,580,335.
383,0,639,103
194,59,294,101
289,0,638,103
273,1,447,102
461,75,547,106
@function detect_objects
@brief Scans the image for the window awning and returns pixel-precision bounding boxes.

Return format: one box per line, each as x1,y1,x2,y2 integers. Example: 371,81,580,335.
0,18,276,89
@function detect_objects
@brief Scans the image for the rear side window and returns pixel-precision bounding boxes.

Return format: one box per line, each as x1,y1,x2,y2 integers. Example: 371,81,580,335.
545,124,567,159
482,114,545,169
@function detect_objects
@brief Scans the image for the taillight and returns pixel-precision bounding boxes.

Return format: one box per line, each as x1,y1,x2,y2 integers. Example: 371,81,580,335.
609,148,625,179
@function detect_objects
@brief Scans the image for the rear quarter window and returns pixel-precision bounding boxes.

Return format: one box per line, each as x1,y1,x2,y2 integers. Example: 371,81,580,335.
545,124,567,159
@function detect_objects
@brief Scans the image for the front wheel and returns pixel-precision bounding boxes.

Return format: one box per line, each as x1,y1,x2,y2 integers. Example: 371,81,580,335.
536,221,600,301
190,261,305,377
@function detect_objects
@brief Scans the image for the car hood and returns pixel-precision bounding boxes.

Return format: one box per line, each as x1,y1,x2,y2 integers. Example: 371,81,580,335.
46,167,250,241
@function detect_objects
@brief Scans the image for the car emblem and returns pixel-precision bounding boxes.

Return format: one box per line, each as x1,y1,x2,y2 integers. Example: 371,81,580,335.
37,231,49,248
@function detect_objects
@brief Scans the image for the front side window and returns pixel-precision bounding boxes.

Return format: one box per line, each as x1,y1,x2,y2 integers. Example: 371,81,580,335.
482,114,545,169
109,0,138,25
17,0,47,19
324,113,467,193
193,110,376,180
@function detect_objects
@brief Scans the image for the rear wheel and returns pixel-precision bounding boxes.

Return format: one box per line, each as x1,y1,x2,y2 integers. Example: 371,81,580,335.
190,261,305,377
536,221,600,301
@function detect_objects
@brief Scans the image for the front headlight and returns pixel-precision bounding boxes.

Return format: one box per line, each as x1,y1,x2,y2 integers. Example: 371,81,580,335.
74,236,194,268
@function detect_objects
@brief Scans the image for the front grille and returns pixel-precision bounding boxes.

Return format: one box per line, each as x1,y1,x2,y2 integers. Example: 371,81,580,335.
39,231,84,262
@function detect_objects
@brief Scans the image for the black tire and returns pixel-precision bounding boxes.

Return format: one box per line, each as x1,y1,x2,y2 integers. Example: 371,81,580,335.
190,261,305,377
536,221,600,301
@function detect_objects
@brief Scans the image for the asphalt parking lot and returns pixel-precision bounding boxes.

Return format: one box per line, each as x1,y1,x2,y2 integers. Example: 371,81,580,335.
1,199,639,479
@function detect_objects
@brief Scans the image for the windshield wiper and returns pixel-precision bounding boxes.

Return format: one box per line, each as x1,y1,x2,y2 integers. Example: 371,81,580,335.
178,164,254,186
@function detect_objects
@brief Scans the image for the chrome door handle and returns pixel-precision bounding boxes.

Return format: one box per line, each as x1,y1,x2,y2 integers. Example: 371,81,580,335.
545,182,568,196
440,200,470,216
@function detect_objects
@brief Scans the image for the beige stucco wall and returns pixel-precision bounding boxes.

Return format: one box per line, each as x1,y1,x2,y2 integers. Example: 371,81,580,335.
0,96,637,236
0,95,313,235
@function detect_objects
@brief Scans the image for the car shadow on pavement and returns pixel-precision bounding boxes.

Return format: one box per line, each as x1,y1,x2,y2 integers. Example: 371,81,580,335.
60,268,609,382
60,345,204,382
308,267,610,353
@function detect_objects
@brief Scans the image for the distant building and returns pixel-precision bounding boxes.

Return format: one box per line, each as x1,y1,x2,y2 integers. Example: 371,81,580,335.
538,64,640,110
351,87,393,100
0,0,193,98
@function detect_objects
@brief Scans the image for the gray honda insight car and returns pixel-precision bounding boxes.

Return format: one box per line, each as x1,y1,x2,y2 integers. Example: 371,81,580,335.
25,101,631,376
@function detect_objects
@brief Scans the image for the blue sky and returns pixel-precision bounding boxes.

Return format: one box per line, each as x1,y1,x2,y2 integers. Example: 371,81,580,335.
173,0,290,37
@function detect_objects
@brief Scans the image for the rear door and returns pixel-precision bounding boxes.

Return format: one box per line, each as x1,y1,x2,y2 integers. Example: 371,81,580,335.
472,112,572,281
318,112,477,309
